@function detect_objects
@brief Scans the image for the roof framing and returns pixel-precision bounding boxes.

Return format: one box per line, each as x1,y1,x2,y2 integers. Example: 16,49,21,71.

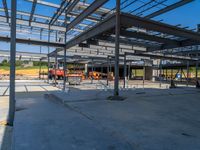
52,12,200,55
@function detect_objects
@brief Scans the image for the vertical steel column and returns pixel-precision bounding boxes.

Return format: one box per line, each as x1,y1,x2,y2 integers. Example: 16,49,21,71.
166,69,168,81
63,12,68,91
39,29,42,79
186,61,189,87
114,0,120,96
47,25,50,83
8,0,17,126
63,48,67,91
123,53,126,88
196,61,199,88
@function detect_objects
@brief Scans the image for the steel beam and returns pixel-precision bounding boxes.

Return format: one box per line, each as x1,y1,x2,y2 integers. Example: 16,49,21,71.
66,0,109,32
25,0,110,16
120,30,180,45
2,0,9,23
50,0,70,25
128,52,198,61
0,8,92,30
96,36,158,49
64,0,79,21
151,39,200,51
64,14,116,51
145,0,194,18
52,12,200,54
121,13,200,42
29,0,37,26
8,0,16,126
0,35,65,47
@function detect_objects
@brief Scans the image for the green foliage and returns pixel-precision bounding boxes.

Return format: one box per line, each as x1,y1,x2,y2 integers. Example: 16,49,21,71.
33,61,48,66
0,59,22,66
0,59,48,67
0,59,10,66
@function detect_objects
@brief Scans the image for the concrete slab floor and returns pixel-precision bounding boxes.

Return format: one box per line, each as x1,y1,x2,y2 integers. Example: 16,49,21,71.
0,80,61,150
12,81,200,150
0,96,12,150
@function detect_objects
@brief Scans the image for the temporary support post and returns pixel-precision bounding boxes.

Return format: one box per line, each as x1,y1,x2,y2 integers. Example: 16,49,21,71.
55,31,58,42
73,61,76,72
39,58,42,79
196,61,199,88
143,61,145,89
91,59,94,84
54,53,57,85
109,58,112,72
114,0,120,96
128,62,131,80
107,57,109,86
159,59,162,88
186,61,189,87
8,0,17,126
101,65,103,74
180,68,183,82
170,66,176,88
123,53,126,88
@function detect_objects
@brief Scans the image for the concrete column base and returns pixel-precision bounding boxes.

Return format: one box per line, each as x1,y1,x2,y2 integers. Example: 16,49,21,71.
170,80,176,88
107,95,126,101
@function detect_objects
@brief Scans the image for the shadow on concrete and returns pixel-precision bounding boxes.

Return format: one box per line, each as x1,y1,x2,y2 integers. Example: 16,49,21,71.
0,125,12,150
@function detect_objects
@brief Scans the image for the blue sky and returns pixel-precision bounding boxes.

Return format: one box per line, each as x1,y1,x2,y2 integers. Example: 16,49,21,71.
0,0,199,54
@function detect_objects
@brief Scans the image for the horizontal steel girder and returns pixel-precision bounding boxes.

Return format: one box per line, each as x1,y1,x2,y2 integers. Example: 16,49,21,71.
121,13,200,42
66,0,109,32
126,52,198,62
145,0,194,19
0,36,65,47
